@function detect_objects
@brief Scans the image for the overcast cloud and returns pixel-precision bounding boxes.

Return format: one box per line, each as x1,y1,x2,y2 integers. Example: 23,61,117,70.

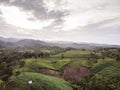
0,0,120,45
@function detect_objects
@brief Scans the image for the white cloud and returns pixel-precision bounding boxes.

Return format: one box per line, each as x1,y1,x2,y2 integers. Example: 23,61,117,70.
0,5,53,30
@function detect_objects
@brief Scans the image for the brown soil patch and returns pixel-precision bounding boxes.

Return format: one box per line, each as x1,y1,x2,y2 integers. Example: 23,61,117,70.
39,66,90,82
39,69,62,78
63,66,90,82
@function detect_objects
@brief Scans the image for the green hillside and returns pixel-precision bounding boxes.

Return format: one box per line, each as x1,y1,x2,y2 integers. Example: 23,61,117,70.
13,72,73,90
1,48,120,90
53,50,90,58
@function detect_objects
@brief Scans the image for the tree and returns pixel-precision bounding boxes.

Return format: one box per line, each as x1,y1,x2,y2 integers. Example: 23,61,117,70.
61,54,64,59
79,75,119,90
19,61,25,68
0,62,13,90
116,53,120,61
0,62,13,81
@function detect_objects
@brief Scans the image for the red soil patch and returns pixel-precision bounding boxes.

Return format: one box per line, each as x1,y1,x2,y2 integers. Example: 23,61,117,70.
39,69,62,78
39,66,90,82
63,66,90,82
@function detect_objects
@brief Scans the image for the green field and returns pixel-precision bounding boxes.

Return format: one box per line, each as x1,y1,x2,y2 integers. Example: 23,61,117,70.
1,49,120,90
13,72,73,90
53,50,90,58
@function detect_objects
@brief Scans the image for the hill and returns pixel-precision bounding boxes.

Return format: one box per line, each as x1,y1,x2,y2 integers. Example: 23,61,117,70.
13,72,73,90
0,37,20,43
0,36,120,50
49,41,120,49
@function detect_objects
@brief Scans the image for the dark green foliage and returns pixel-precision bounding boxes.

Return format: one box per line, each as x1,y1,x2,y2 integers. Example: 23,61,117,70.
116,53,120,61
15,71,21,76
98,66,120,80
19,61,25,68
79,75,120,90
0,62,13,82
61,54,64,59
91,63,111,73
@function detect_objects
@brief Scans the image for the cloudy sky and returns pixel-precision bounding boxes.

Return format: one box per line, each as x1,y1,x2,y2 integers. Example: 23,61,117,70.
0,0,120,45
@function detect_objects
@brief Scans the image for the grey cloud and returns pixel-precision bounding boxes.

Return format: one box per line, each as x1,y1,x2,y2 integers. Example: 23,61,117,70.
0,0,69,31
27,17,36,21
79,17,120,43
43,18,64,31
0,0,48,19
83,17,120,29
0,10,2,14
48,10,68,19
45,9,69,31
0,0,69,19
0,0,7,3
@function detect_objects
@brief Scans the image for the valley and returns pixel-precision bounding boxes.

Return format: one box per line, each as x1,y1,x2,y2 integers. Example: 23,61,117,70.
0,38,120,90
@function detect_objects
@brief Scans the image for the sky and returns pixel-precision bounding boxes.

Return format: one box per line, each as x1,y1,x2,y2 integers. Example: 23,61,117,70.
0,0,120,45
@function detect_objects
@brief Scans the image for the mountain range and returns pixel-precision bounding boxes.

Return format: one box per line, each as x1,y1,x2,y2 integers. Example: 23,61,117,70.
0,37,120,50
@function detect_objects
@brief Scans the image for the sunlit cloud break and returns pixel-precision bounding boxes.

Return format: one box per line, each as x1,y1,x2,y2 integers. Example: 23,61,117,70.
0,5,53,30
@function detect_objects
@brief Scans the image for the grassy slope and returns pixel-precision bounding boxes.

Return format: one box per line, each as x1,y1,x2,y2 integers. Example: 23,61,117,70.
14,50,113,72
15,50,120,75
12,49,120,89
14,58,71,73
91,58,120,80
98,66,120,79
53,50,90,58
13,72,73,90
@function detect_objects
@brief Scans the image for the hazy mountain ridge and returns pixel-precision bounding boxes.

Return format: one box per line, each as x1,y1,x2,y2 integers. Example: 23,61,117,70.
0,37,20,43
48,41,120,49
0,37,120,50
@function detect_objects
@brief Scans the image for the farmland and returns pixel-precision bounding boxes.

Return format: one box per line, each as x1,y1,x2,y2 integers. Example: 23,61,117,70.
0,47,120,90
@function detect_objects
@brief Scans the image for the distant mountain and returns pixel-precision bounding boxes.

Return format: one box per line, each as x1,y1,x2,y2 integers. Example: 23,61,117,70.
0,37,20,43
0,36,120,50
48,41,120,49
0,40,5,48
15,39,51,50
0,39,18,49
16,39,46,46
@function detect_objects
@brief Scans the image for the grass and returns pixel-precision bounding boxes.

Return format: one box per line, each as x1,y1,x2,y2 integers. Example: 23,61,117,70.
23,58,92,72
0,80,3,84
91,58,120,80
23,58,56,72
26,58,68,71
69,59,90,67
55,59,71,70
53,50,90,58
13,72,73,90
11,49,120,90
91,62,112,73
14,58,72,73
14,50,106,73
98,66,120,79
